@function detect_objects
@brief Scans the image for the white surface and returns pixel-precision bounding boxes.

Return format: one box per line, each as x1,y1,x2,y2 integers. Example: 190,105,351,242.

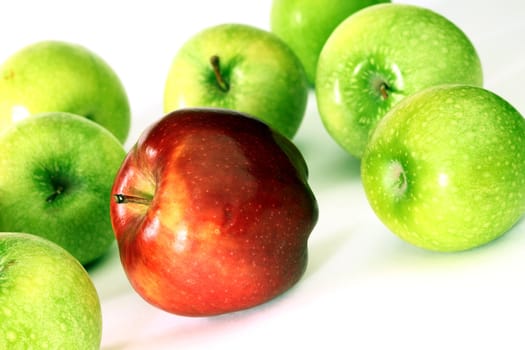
2,1,525,349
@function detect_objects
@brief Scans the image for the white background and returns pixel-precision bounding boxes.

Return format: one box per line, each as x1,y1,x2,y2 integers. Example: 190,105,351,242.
1,1,525,349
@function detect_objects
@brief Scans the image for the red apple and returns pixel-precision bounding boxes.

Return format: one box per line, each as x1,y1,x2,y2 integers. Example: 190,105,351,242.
110,108,318,316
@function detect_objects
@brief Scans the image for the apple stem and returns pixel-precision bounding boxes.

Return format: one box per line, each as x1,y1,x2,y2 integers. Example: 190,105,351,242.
379,82,389,100
113,194,151,206
46,185,65,203
210,55,229,92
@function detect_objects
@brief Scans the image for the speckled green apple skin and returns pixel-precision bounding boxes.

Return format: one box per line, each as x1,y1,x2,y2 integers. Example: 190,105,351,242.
270,0,390,85
316,4,483,158
163,23,308,139
0,112,126,264
0,232,101,349
0,40,131,143
362,85,525,252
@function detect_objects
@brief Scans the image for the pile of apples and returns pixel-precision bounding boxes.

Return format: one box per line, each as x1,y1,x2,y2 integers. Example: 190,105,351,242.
1,0,524,348
272,1,525,251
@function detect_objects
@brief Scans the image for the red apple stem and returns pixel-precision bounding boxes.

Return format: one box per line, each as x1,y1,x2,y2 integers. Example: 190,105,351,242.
113,194,151,206
210,55,229,92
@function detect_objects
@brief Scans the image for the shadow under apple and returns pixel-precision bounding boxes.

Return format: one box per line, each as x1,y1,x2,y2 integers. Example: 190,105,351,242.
360,216,525,283
303,228,353,280
84,242,119,271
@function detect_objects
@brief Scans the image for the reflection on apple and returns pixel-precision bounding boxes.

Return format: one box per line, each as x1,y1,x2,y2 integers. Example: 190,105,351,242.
110,108,318,316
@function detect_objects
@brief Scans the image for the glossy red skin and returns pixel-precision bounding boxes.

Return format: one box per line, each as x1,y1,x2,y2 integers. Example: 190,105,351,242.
110,108,318,316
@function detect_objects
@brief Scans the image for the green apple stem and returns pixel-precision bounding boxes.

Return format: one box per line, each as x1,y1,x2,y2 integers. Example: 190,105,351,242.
113,194,151,206
210,55,229,92
46,185,65,203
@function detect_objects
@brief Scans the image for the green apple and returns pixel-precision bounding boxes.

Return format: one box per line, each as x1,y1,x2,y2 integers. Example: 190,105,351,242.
0,112,126,264
316,3,483,158
0,232,101,349
163,23,309,139
361,84,525,252
270,0,390,85
0,40,131,143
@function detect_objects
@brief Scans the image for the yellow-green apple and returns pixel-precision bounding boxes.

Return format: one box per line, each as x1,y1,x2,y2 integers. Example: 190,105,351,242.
361,84,525,252
163,23,309,139
0,112,126,264
270,0,390,85
110,108,318,316
0,40,131,143
316,4,483,158
0,232,101,349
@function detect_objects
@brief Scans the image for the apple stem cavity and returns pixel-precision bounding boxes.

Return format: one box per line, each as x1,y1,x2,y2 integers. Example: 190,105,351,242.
371,76,391,101
113,194,151,206
386,161,408,198
210,55,229,92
